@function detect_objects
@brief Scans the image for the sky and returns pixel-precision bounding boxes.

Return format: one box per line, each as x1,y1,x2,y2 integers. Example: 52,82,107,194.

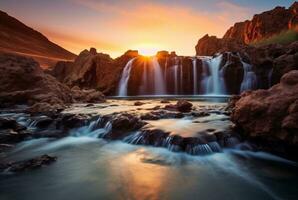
0,0,295,57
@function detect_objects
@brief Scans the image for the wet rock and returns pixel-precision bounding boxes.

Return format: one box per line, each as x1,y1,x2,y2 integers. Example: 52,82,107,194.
0,129,31,143
231,70,298,159
134,101,145,106
85,103,94,107
0,143,14,152
176,100,193,112
102,113,147,139
160,100,170,104
0,154,57,173
58,113,89,129
191,111,210,117
141,110,184,120
0,117,26,131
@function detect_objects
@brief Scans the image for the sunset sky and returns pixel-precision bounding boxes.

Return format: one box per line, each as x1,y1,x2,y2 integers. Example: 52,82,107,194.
0,0,295,57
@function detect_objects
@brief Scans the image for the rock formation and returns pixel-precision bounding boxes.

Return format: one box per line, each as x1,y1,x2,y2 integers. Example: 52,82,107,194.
231,70,298,159
49,48,138,94
196,2,298,56
0,53,105,111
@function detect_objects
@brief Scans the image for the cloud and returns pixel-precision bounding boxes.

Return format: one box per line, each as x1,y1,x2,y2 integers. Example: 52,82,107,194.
51,0,254,57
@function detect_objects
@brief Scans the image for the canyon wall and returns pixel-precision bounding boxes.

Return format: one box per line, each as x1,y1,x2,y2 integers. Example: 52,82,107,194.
195,2,298,56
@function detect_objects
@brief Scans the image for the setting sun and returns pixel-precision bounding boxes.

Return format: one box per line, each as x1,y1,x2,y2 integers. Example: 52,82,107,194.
133,43,163,56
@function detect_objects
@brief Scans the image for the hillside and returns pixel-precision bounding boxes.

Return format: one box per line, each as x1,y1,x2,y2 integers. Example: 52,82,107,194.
0,10,76,68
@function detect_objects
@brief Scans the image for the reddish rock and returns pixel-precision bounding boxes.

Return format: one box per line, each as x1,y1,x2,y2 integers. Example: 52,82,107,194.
176,100,193,112
134,101,145,106
195,2,298,56
195,34,246,56
231,70,298,159
50,49,138,95
0,53,73,106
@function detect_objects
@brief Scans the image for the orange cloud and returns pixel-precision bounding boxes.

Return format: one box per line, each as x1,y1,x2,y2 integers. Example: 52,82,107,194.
44,0,252,57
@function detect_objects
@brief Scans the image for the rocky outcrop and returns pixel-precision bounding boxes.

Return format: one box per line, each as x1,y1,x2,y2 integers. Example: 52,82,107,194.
49,49,138,94
0,53,105,110
195,2,298,56
0,53,73,107
231,70,298,159
224,3,298,44
195,34,246,56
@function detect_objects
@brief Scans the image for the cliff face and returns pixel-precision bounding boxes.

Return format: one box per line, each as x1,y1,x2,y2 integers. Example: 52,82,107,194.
196,2,298,56
0,10,76,68
49,48,138,94
224,3,298,44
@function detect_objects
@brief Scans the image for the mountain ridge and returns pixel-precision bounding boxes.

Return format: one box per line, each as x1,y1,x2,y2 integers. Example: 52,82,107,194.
0,10,76,68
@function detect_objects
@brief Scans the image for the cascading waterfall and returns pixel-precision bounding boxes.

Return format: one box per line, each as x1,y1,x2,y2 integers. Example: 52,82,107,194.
117,53,259,96
239,55,257,92
152,57,166,95
117,58,136,96
199,55,226,95
192,58,198,95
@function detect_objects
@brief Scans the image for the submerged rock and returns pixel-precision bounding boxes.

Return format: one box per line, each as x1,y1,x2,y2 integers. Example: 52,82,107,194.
0,154,57,173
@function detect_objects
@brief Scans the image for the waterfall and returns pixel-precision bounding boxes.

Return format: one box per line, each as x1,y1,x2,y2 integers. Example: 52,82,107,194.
179,58,183,94
199,55,226,95
117,58,136,96
207,54,226,94
139,62,147,94
240,56,257,92
173,58,179,94
192,58,198,95
152,57,166,95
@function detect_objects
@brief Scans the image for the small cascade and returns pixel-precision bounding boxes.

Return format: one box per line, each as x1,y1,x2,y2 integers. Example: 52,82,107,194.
161,136,181,152
186,142,222,155
117,58,136,96
192,58,198,94
240,55,257,92
123,131,144,144
152,57,166,95
71,117,111,138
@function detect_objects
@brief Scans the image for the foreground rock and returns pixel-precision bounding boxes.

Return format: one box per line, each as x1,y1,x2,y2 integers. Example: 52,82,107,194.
0,154,57,173
0,53,105,111
164,100,193,112
0,53,73,107
231,70,298,159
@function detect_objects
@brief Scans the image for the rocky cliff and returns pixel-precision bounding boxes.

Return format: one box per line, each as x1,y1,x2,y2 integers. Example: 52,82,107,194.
49,48,138,94
231,70,298,159
196,2,298,56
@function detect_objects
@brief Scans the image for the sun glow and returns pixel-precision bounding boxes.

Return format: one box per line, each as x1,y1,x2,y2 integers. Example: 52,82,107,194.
133,43,163,56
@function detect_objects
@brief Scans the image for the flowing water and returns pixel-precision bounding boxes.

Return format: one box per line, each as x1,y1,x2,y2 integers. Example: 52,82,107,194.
0,99,297,200
117,54,231,96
